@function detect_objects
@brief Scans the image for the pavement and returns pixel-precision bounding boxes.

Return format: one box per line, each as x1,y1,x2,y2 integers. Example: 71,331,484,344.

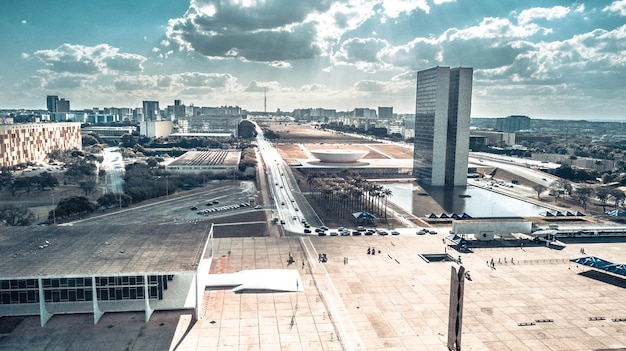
2,231,625,351
177,232,626,351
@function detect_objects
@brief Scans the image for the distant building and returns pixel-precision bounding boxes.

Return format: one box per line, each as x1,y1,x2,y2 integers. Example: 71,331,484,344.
177,107,242,137
378,107,393,119
82,126,136,140
57,98,70,113
413,66,473,187
495,115,530,132
46,95,59,113
0,122,82,168
142,101,160,121
139,121,173,138
165,150,241,176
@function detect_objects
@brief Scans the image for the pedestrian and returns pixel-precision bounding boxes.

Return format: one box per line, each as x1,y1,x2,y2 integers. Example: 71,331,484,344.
302,261,305,269
498,258,501,264
511,257,514,264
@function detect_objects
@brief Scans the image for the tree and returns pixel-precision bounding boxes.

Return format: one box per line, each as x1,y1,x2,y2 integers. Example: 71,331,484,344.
37,172,59,190
595,187,611,212
0,204,36,226
51,196,96,219
238,120,257,138
121,134,136,148
573,187,594,210
609,188,625,209
532,184,547,199
79,181,97,196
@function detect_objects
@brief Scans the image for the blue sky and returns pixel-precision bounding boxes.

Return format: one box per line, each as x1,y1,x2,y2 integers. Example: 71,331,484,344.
1,0,625,119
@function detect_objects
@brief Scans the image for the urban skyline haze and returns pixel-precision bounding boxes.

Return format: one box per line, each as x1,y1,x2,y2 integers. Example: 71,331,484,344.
1,0,625,119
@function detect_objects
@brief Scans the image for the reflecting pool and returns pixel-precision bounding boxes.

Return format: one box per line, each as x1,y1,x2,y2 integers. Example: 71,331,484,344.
385,183,553,218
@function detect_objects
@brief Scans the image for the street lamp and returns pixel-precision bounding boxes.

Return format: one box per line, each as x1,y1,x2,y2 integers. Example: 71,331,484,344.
166,176,169,199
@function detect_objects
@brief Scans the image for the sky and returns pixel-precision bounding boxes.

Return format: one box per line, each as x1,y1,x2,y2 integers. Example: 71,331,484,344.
0,0,625,119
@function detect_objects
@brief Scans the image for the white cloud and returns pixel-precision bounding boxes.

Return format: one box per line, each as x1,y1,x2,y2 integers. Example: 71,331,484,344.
379,0,429,18
31,44,146,74
517,6,571,25
604,0,626,16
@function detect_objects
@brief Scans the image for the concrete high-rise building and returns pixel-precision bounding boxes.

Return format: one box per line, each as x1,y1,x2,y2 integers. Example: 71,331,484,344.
413,66,473,187
495,115,530,132
46,95,59,112
57,98,70,112
142,101,160,121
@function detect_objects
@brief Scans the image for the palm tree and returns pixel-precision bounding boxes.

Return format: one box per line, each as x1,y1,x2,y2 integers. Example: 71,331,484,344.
382,187,393,219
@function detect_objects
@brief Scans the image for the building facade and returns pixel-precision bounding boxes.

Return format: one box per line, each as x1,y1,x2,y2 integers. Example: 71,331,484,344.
0,122,82,168
142,101,160,121
413,66,473,186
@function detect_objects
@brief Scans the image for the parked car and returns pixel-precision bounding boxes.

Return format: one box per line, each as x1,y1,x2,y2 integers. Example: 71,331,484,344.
304,229,311,233
391,230,400,235
330,231,339,236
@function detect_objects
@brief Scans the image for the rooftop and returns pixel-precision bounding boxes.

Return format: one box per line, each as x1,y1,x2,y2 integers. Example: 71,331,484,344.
167,150,241,167
0,223,210,278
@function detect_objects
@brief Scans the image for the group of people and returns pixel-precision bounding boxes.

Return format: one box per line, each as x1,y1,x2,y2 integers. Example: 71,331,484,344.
367,247,379,255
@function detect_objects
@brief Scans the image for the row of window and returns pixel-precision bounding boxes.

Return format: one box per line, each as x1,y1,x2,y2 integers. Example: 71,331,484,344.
0,275,171,305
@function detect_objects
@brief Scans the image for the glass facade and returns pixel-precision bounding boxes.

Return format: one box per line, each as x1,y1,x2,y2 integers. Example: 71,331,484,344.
0,275,172,305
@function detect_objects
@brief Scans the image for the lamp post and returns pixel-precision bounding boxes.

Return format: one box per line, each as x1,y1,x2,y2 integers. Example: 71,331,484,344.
166,176,169,199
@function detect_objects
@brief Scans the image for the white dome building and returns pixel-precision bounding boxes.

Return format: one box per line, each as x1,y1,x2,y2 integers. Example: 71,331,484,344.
310,150,368,163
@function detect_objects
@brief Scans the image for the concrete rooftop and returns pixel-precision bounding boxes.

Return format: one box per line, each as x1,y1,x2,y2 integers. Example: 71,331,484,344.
0,223,210,277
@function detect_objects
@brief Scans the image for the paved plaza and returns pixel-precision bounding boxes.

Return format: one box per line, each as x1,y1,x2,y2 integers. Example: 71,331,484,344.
178,232,626,351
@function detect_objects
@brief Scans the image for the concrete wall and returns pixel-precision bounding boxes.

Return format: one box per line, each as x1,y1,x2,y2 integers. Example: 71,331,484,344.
452,219,532,235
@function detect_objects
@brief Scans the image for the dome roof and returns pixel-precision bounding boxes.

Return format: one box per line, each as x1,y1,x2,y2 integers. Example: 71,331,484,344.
310,150,368,163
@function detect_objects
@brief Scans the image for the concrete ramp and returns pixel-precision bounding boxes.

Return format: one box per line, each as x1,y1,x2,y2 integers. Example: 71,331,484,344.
205,269,303,293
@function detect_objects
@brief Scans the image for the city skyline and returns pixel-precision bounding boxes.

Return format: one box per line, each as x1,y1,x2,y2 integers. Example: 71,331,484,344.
1,1,625,119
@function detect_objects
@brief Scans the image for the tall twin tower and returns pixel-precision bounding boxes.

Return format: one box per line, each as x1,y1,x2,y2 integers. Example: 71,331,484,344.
413,66,473,187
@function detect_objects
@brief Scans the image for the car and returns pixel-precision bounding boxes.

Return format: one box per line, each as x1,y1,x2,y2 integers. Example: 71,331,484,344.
320,225,329,231
255,205,262,209
303,223,310,228
281,202,285,205
429,230,438,235
352,231,361,235
338,227,346,232
280,219,285,224
212,200,219,204
391,230,400,235
294,208,299,211
315,228,323,233
341,231,350,236
280,185,283,189
318,231,327,236
330,231,338,236
292,216,297,220
190,206,197,210
417,230,427,235
378,230,389,236
206,202,213,206
357,226,365,231
304,229,312,234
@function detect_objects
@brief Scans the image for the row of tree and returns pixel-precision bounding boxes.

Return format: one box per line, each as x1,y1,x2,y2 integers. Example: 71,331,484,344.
306,170,392,221
532,179,625,211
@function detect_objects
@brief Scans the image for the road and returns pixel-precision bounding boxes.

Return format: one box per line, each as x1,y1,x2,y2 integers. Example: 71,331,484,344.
255,124,323,235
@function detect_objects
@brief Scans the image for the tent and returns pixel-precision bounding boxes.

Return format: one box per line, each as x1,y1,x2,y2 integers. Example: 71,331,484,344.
570,256,613,269
450,213,460,219
575,211,586,216
604,209,626,217
544,211,554,217
439,213,449,218
426,213,438,219
446,234,469,246
461,212,472,219
352,212,375,220
571,256,626,278
604,263,626,276
555,211,564,216
565,211,575,216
